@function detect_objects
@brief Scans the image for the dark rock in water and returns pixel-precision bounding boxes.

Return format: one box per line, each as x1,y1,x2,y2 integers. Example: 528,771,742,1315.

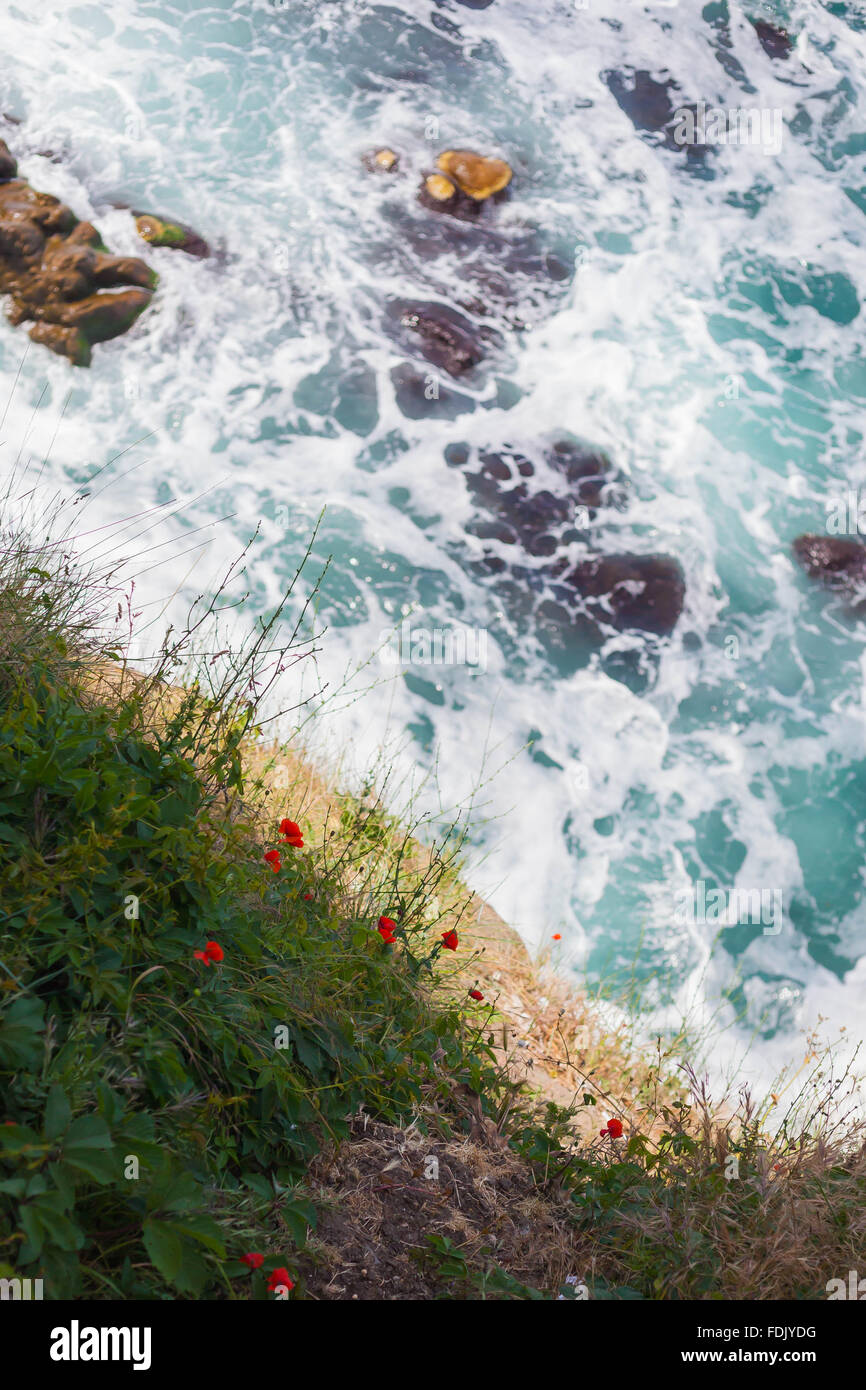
564,553,686,636
0,165,156,365
417,172,480,222
605,69,713,169
468,548,685,654
372,195,575,333
703,7,754,90
545,438,627,508
390,364,476,420
752,19,794,60
447,439,625,550
387,200,573,285
793,535,866,598
606,69,678,133
444,439,686,639
133,211,210,259
388,299,486,376
445,437,685,649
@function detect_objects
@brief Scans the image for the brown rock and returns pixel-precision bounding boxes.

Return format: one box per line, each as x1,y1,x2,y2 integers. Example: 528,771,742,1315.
436,149,512,200
27,322,91,366
0,162,156,363
0,138,17,182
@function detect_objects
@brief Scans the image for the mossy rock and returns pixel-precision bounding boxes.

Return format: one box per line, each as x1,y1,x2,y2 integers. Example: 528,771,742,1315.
134,211,210,259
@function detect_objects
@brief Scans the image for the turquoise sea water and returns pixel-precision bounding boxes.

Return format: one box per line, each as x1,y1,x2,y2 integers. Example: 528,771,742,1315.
2,0,865,1088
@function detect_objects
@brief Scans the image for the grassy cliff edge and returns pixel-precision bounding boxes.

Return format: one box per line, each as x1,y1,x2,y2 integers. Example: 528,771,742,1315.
1,521,863,1301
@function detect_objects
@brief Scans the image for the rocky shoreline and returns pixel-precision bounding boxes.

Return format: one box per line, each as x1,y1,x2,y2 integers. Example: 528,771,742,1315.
0,137,156,365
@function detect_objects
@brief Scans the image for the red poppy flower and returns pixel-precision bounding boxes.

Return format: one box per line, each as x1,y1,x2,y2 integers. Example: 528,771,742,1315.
279,818,304,848
552,933,562,941
441,929,458,951
267,1267,294,1293
194,940,224,966
600,1117,623,1139
240,1253,264,1269
303,893,313,900
468,989,484,1002
378,915,397,943
263,849,282,873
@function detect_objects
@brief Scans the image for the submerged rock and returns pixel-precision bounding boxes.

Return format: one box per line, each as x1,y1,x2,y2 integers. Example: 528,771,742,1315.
604,69,712,169
0,158,156,365
436,149,512,200
793,535,866,599
447,438,625,553
388,299,486,376
134,211,210,259
606,69,678,134
445,438,683,642
752,19,794,60
390,364,476,420
375,198,575,329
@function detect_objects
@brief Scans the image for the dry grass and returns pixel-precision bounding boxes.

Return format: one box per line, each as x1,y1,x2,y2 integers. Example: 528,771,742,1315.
293,1114,582,1300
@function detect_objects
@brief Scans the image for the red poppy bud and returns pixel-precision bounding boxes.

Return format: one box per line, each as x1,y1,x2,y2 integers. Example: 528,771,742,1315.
468,989,484,1002
552,933,562,940
267,1266,294,1293
441,929,458,951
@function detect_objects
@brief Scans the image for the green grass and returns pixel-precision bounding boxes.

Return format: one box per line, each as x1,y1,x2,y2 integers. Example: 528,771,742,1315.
0,656,511,1297
0,500,509,1299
